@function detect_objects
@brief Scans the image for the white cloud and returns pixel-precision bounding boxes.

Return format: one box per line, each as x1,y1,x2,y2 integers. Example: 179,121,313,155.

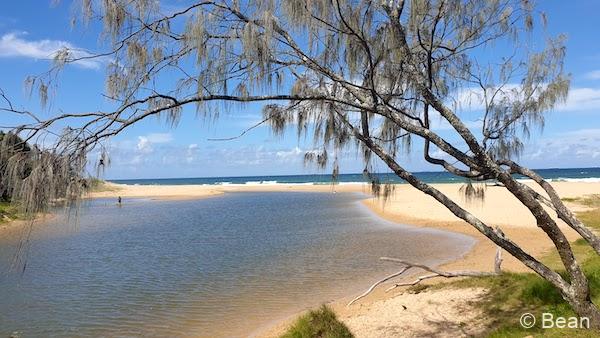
0,32,102,69
555,88,600,112
276,146,303,160
136,133,173,153
585,70,600,80
186,143,199,163
524,128,600,164
451,84,523,112
452,85,600,114
136,137,151,153
452,87,486,112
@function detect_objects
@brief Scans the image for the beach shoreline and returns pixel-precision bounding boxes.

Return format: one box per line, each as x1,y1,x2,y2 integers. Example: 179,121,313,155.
84,180,600,336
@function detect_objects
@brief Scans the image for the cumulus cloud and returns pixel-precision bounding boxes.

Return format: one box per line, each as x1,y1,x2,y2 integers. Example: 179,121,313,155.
136,133,173,153
0,32,102,69
98,129,312,177
206,145,307,166
276,146,303,159
555,88,600,112
523,128,600,167
185,143,199,163
423,127,600,169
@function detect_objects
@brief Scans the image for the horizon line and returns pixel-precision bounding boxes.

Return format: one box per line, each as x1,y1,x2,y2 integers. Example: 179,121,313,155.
105,166,600,181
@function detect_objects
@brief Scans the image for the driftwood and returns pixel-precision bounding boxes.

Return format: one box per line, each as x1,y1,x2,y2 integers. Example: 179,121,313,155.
348,246,503,306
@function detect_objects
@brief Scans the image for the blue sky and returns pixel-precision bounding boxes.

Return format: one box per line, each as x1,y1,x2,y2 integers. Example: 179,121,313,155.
1,1,599,179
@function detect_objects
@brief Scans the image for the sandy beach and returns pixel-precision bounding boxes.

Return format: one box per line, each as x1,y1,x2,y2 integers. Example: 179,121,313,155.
87,180,600,337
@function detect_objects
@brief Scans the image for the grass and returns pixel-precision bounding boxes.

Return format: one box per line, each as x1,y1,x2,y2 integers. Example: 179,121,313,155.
0,178,112,225
413,194,600,337
563,195,600,233
280,305,354,338
86,178,113,192
562,195,600,209
0,201,20,223
440,240,600,337
578,210,600,234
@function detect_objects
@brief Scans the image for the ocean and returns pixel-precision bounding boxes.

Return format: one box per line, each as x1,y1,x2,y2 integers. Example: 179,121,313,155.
109,167,600,186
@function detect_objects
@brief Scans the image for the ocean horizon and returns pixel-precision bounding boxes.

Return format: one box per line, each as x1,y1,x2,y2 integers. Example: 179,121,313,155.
109,167,600,186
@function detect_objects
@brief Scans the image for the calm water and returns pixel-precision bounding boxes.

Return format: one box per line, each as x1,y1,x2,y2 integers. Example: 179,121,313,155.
0,192,474,337
110,167,600,186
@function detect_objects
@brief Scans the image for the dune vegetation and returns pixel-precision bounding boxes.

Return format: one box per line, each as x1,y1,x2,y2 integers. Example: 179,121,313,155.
280,305,354,338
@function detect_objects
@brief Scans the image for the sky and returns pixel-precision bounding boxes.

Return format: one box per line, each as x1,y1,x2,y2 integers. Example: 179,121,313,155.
0,1,599,179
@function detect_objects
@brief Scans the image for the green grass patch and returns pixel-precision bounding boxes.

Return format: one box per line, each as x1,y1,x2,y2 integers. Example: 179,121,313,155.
435,240,600,337
561,195,600,233
562,195,600,209
494,253,597,336
280,305,354,338
579,209,600,232
86,178,119,193
0,201,20,223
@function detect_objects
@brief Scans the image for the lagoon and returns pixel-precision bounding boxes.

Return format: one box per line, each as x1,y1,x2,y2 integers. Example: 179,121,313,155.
0,192,474,337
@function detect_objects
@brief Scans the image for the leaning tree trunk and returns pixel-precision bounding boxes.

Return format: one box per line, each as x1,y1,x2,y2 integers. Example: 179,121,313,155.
499,159,600,255
574,301,600,329
494,171,600,327
351,128,600,329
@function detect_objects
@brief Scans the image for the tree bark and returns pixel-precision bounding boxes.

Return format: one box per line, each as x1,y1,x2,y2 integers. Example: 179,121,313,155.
500,159,600,254
565,295,600,329
495,172,594,307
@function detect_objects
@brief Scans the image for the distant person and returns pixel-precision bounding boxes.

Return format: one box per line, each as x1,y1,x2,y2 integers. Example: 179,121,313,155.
117,196,122,206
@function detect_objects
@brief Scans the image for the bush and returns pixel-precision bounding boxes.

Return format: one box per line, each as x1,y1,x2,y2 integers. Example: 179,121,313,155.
280,305,354,338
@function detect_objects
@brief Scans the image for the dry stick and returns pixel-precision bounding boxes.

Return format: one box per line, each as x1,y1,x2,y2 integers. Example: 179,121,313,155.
348,247,503,306
347,266,410,306
381,257,499,292
495,246,503,274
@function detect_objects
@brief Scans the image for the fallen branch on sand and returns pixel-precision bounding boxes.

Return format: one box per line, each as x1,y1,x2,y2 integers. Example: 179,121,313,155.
348,246,503,306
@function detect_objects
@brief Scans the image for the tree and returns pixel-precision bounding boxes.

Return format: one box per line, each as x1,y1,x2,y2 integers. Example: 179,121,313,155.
1,90,83,213
0,131,32,201
2,0,600,327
